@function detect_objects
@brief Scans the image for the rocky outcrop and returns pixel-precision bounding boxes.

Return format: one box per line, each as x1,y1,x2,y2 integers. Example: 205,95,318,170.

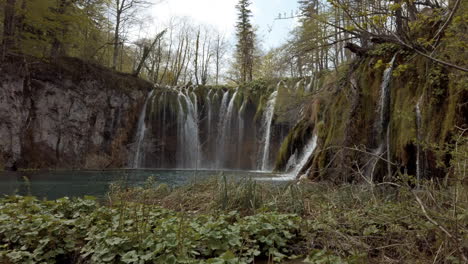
0,57,152,170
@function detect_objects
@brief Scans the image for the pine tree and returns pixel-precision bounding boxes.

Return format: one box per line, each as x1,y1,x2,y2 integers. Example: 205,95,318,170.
235,0,255,83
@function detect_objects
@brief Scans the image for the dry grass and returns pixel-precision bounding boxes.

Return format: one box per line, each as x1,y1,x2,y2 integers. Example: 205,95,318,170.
107,175,467,263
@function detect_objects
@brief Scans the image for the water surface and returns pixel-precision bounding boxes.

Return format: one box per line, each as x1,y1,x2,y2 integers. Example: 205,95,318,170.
0,169,284,200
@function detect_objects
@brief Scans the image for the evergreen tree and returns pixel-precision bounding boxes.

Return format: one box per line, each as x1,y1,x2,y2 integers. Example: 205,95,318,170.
235,0,255,83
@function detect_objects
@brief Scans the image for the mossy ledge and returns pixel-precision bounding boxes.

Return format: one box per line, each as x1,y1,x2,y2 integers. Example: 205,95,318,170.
274,45,467,182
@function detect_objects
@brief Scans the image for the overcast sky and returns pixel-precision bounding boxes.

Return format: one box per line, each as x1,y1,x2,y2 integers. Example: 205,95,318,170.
150,0,300,50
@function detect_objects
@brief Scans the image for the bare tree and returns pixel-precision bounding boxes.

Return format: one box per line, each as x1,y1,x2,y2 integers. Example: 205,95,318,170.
133,29,166,77
213,33,228,85
109,0,151,70
199,27,213,85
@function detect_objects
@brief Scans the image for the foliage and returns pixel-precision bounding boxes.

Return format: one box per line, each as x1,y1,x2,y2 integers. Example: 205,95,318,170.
0,169,467,264
0,195,302,264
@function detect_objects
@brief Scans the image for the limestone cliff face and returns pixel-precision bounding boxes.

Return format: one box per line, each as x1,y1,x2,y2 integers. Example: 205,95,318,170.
0,57,152,170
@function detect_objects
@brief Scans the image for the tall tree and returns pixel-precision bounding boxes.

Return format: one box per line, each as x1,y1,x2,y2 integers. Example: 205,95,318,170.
235,0,255,83
110,0,150,70
214,33,228,85
133,29,166,77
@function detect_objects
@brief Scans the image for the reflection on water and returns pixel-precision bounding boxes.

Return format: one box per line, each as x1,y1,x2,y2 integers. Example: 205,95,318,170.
0,169,283,200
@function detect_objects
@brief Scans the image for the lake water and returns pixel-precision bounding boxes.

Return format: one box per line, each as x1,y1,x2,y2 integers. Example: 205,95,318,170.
0,169,286,200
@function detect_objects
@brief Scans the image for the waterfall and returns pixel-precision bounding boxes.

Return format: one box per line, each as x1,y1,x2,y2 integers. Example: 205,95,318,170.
305,78,313,93
206,90,213,137
132,89,155,168
217,89,238,168
291,135,318,178
294,80,302,92
176,92,185,167
176,91,202,168
131,85,295,171
215,91,231,168
285,150,298,172
237,99,247,168
415,96,423,187
367,54,397,180
377,54,397,141
159,92,167,167
260,90,279,171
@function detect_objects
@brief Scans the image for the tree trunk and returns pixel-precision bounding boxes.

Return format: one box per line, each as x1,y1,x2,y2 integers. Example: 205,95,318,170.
194,30,200,85
112,12,121,69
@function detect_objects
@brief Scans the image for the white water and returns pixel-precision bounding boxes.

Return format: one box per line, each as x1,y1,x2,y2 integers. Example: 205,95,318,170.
206,89,213,136
305,78,313,93
215,91,231,168
285,150,298,172
238,99,247,168
132,89,155,168
260,90,278,171
219,90,238,167
290,135,318,179
176,91,202,168
258,134,318,182
133,86,295,172
367,54,397,180
377,54,397,140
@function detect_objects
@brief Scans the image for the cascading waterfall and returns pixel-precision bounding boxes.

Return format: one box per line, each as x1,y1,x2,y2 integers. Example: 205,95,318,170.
215,91,231,168
260,90,279,171
294,80,302,92
206,90,213,138
305,78,313,93
377,54,397,142
176,91,202,168
285,150,298,172
368,54,397,179
237,99,246,168
218,89,238,167
131,84,295,171
291,135,318,178
132,89,155,168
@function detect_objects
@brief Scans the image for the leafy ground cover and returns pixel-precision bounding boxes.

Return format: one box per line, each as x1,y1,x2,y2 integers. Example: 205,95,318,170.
0,177,466,263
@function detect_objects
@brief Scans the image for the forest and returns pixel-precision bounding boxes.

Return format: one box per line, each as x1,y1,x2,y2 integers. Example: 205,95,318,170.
0,0,467,263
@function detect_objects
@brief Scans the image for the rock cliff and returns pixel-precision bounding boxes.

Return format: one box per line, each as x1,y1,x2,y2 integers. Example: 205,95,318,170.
0,57,152,170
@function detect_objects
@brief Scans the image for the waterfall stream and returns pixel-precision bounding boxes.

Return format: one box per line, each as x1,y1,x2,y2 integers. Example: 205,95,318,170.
291,135,318,178
238,99,246,168
260,90,278,171
218,89,238,167
177,91,202,168
132,89,155,168
215,91,231,168
367,54,397,180
131,83,294,171
377,54,397,141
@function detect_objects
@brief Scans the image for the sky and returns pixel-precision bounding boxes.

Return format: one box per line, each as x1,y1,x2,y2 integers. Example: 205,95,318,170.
150,0,300,50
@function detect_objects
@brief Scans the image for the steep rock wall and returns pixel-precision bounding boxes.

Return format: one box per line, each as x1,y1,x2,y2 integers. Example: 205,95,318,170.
0,57,152,170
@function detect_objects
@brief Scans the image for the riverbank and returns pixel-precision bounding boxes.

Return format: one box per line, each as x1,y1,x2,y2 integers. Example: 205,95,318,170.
1,178,466,263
